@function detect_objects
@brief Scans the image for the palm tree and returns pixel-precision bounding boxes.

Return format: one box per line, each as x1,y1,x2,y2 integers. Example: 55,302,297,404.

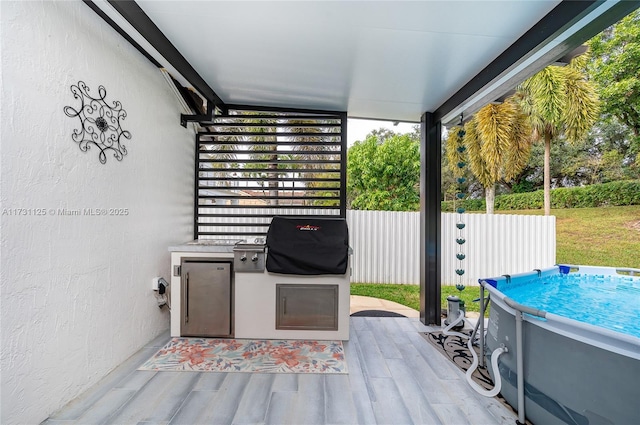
516,56,599,215
199,119,239,205
288,118,341,207
232,114,279,205
252,119,279,205
277,153,301,204
447,97,532,214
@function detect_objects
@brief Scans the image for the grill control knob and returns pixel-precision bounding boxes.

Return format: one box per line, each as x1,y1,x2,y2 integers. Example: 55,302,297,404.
251,253,259,262
240,255,247,262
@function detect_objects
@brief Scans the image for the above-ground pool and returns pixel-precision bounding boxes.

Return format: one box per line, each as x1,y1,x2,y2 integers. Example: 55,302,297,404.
480,265,640,425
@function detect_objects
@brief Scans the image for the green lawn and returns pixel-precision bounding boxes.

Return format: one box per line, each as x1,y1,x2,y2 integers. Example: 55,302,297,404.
506,205,640,268
350,283,482,312
350,205,640,310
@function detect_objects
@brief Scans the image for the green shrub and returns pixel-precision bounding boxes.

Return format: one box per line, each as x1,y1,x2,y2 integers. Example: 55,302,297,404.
495,191,544,210
441,198,485,212
549,180,640,208
441,180,640,211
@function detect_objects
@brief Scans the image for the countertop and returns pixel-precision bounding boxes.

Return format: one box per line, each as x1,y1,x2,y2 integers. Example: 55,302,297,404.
168,240,244,253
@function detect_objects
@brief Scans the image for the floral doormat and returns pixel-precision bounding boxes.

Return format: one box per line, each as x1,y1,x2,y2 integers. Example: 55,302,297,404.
139,338,348,374
422,331,494,391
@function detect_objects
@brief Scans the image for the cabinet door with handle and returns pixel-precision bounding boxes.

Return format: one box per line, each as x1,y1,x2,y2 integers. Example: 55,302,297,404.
276,284,338,330
181,260,232,337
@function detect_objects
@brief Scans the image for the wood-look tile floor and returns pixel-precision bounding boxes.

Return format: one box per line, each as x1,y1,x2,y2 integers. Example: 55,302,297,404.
43,317,517,425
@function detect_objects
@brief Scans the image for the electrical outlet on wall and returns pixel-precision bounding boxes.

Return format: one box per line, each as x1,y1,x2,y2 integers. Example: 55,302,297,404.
152,277,161,291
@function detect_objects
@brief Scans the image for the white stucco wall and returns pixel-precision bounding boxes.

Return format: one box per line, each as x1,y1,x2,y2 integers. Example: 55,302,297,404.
1,1,194,423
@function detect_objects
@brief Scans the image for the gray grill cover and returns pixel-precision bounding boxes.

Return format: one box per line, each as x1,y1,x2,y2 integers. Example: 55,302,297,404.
266,216,349,275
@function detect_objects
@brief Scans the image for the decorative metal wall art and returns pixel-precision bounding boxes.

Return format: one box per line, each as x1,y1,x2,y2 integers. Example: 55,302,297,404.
64,81,131,164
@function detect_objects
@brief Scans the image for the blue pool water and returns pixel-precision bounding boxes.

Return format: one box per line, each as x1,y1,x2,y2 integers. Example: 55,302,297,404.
498,272,640,339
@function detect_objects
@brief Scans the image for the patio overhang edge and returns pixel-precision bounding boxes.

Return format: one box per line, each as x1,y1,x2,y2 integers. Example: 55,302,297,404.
88,1,640,125
88,0,227,113
435,0,640,125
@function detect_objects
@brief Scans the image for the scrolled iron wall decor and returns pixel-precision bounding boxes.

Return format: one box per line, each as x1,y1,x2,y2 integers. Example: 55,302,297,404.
64,81,131,164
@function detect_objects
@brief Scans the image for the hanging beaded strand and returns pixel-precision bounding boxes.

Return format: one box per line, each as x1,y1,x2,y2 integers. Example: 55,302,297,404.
454,115,466,294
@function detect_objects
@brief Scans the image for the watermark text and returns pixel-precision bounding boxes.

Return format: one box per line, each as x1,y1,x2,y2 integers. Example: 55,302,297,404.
2,207,129,217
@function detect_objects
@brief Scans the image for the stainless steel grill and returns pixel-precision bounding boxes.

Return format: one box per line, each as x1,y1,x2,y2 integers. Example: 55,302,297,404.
233,242,266,273
232,216,351,340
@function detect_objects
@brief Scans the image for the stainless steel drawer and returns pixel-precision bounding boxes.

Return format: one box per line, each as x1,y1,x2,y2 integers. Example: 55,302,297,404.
276,284,338,331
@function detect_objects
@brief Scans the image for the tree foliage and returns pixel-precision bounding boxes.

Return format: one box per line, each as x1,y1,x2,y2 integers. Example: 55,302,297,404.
442,131,480,201
518,56,598,143
509,116,640,192
516,56,599,215
348,12,640,212
446,98,532,213
510,12,640,193
442,180,640,211
347,132,420,211
588,10,640,151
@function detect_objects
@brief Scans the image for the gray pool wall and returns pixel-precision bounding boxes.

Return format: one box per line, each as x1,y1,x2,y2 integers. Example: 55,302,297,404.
482,265,640,425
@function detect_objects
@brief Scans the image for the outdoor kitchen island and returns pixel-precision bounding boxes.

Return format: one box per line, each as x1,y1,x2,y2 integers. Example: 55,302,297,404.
168,217,351,341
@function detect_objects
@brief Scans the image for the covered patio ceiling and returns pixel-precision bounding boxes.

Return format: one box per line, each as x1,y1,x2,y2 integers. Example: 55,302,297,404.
89,1,639,125
85,0,640,325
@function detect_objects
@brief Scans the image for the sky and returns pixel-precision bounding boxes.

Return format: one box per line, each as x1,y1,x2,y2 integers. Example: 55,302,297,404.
346,118,417,146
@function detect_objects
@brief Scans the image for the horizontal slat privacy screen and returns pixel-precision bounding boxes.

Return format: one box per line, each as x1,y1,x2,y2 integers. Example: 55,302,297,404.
195,107,347,239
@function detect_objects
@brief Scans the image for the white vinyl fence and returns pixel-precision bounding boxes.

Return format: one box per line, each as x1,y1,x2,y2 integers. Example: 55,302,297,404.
204,209,556,286
347,210,556,286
